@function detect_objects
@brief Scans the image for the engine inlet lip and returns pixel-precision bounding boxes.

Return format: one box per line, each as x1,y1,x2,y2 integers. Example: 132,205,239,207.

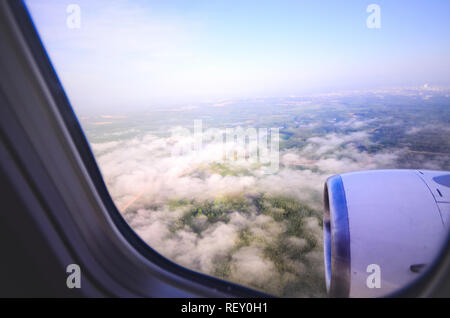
323,184,332,292
324,175,351,297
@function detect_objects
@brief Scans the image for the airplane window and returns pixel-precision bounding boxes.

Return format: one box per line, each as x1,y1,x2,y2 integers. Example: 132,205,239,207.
25,0,450,297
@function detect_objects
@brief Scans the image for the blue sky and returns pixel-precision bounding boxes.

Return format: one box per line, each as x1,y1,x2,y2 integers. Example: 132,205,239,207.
25,0,450,114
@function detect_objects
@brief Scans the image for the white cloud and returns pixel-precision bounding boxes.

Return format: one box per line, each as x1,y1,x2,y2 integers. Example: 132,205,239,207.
88,125,403,296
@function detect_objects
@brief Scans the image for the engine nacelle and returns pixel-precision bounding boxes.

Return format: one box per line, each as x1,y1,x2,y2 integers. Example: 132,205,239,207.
324,170,450,297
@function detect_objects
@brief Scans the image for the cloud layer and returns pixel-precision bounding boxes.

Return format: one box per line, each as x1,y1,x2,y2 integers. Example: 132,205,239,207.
90,124,403,297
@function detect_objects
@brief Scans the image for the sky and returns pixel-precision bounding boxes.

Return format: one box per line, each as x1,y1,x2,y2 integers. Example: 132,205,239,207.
25,0,450,114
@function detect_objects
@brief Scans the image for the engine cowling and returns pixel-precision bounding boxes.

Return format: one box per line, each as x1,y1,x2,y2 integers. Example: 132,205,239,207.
323,169,450,297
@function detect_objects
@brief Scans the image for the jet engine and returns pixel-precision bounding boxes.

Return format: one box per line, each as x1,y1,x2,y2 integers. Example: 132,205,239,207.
323,170,450,297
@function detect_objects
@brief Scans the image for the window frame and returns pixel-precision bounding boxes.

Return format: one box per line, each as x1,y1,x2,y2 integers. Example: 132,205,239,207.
1,0,271,298
1,0,449,298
